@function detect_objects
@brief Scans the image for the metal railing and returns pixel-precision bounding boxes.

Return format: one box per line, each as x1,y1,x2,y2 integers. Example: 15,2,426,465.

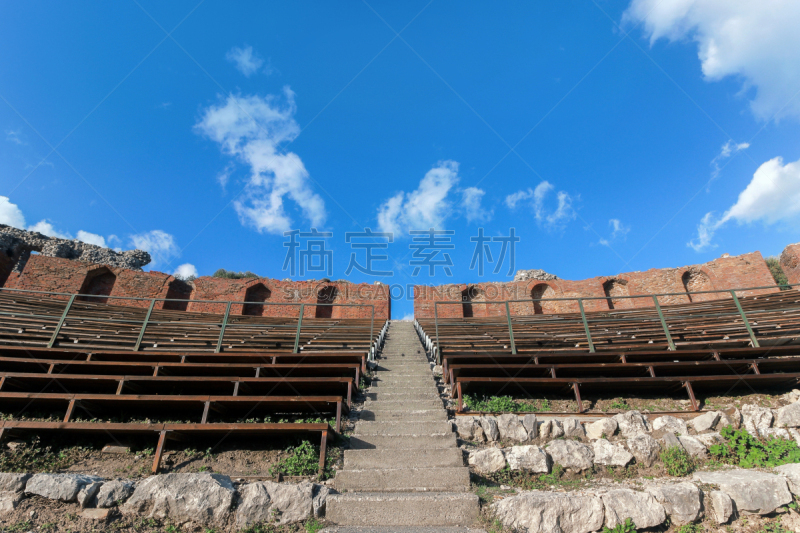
425,283,799,364
0,287,386,360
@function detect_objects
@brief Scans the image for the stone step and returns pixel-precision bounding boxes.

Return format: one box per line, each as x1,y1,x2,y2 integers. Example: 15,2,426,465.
353,421,451,435
363,399,444,410
374,368,432,375
371,378,435,386
348,433,457,449
344,448,464,469
321,527,486,533
358,409,448,422
334,467,470,492
326,492,480,526
364,391,440,401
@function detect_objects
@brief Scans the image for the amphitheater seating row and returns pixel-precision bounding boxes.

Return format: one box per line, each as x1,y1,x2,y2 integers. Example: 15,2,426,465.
417,289,800,414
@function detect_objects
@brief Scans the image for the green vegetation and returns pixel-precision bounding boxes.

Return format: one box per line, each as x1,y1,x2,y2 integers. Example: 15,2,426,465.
0,437,83,472
709,426,800,468
601,518,637,533
463,394,520,412
675,524,705,533
660,446,694,477
766,256,790,289
212,268,260,279
483,463,590,492
609,398,630,411
269,440,335,478
759,522,792,533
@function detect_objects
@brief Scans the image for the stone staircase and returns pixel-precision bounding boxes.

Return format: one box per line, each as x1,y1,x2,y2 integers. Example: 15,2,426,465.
325,321,480,530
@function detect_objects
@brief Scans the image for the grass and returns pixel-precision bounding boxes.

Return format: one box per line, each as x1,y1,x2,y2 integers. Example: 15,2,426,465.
463,394,520,412
660,446,694,477
602,518,637,533
479,463,591,493
608,398,630,411
766,257,790,289
709,426,800,468
675,524,705,533
0,437,85,472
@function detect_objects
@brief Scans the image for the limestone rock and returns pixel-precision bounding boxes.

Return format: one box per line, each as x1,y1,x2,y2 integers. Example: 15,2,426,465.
677,436,707,458
546,440,594,472
613,411,650,438
522,414,538,440
505,445,550,473
760,428,791,440
645,482,702,526
592,439,633,467
777,402,800,428
693,469,792,514
25,474,104,503
626,434,661,467
742,404,773,434
653,415,688,436
77,481,103,508
122,473,235,525
585,418,617,440
454,417,485,442
659,431,683,451
775,463,800,495
601,488,666,529
690,411,720,433
539,420,564,441
0,491,23,514
95,479,135,508
562,418,585,439
80,508,110,521
717,407,741,430
235,481,314,527
309,483,329,518
497,414,529,442
514,269,560,282
694,432,723,448
492,490,604,533
479,417,500,442
789,428,800,446
0,473,31,493
468,448,506,475
709,490,734,524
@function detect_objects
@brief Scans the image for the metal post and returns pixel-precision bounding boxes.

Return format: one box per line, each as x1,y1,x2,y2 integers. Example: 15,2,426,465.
731,290,760,348
47,294,76,348
369,305,374,350
577,299,595,353
293,303,305,353
652,295,676,351
434,304,441,365
133,299,156,352
214,302,232,354
505,301,517,354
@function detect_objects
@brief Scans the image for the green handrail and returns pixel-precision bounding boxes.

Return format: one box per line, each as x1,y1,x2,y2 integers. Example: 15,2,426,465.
652,295,676,351
47,294,75,348
133,299,156,351
505,301,517,354
214,302,232,353
577,299,595,353
731,290,760,348
293,303,305,353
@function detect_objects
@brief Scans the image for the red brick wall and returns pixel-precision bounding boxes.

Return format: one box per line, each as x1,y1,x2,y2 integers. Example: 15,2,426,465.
2,255,390,319
781,243,800,285
414,251,778,318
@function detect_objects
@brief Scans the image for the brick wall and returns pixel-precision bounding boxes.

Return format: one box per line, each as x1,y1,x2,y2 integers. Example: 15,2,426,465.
781,243,800,285
1,255,390,319
414,251,778,318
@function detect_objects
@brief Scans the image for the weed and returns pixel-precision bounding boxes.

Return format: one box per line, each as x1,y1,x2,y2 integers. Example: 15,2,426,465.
660,446,694,477
676,524,705,533
602,517,637,533
270,441,321,477
609,398,630,411
5,522,32,532
40,524,56,531
760,521,792,533
305,518,325,533
709,426,800,468
463,394,520,413
164,524,179,533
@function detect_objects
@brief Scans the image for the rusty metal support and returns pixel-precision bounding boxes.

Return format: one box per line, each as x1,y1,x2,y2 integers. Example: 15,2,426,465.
572,383,583,413
134,299,156,352
152,430,168,474
318,430,328,477
684,382,698,411
47,294,75,348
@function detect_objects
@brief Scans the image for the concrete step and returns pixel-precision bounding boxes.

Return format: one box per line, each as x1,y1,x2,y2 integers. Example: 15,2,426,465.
344,448,464,469
363,399,444,410
326,492,480,526
363,392,441,402
354,420,451,435
374,368,432,374
358,409,447,422
334,466,470,492
349,433,457,449
371,378,435,386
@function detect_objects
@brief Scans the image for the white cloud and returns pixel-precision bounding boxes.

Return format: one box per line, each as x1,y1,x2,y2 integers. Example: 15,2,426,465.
216,162,235,192
376,161,488,236
28,220,71,239
505,181,576,227
173,263,198,279
76,230,106,247
609,219,630,239
195,88,326,234
130,230,180,266
5,130,24,145
624,0,800,121
0,196,26,228
710,140,749,184
226,45,266,77
400,313,414,321
689,155,800,251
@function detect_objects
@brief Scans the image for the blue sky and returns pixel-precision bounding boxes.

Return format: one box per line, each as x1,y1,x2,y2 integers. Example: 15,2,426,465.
2,1,800,319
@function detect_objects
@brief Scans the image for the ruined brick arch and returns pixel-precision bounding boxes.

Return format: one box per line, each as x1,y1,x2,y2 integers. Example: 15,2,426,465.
242,282,272,316
461,285,485,318
529,283,557,314
315,285,339,319
162,279,194,312
79,267,116,304
680,267,715,303
603,278,631,310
